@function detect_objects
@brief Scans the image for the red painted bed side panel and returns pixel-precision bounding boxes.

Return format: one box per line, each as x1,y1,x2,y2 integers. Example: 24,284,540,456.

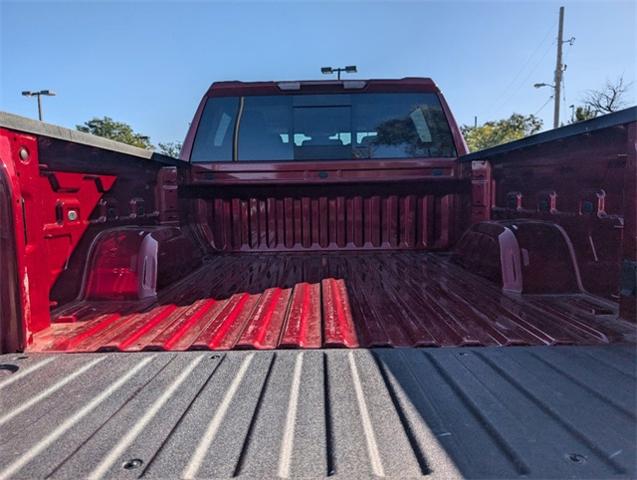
0,129,33,348
478,122,633,302
620,123,636,320
0,129,119,336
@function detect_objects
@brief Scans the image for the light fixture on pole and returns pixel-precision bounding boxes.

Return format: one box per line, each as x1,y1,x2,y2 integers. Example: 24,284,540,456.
533,82,557,124
21,90,56,121
320,65,357,80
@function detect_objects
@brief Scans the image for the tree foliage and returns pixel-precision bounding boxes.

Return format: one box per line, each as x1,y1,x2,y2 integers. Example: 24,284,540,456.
373,109,456,156
570,105,597,124
76,117,152,149
461,113,543,152
157,141,183,158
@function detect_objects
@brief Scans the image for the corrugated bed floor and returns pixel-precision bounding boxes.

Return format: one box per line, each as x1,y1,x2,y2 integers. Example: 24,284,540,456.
34,252,633,352
0,345,635,479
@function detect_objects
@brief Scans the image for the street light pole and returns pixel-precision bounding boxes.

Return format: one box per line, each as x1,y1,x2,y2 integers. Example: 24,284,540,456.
37,95,43,122
21,90,56,121
321,65,358,80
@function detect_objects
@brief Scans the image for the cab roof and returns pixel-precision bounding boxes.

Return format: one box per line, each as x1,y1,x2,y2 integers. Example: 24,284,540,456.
206,77,440,97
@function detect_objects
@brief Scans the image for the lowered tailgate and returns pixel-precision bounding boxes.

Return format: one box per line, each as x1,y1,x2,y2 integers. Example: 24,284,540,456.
0,345,635,479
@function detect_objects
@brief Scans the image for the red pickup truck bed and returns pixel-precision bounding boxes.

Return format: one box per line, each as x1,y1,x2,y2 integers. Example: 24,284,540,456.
0,80,635,480
34,251,630,352
1,94,635,355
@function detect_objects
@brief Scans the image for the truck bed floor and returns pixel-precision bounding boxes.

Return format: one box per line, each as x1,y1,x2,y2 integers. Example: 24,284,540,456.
0,346,635,479
33,252,634,352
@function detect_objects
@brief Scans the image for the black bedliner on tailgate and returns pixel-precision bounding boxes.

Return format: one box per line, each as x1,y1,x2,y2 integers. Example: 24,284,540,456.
0,345,635,479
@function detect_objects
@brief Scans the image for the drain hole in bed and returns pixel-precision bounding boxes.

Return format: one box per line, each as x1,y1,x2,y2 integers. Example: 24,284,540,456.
0,364,19,376
566,453,587,464
122,459,144,470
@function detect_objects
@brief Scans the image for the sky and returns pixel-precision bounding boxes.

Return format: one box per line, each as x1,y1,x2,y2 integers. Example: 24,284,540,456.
1,0,635,146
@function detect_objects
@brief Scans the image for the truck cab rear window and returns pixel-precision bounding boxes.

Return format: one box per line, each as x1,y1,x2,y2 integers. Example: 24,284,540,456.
190,93,457,162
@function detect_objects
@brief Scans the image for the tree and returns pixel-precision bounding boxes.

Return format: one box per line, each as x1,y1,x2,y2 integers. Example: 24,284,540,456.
583,76,632,115
461,113,543,152
157,141,183,158
569,105,597,124
76,117,152,149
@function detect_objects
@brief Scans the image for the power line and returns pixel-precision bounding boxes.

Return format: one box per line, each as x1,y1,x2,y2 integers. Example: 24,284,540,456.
489,24,553,109
493,41,554,117
486,22,554,117
534,95,554,116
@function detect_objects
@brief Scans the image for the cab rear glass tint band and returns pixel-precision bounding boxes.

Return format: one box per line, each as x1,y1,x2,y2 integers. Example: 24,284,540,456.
190,93,457,162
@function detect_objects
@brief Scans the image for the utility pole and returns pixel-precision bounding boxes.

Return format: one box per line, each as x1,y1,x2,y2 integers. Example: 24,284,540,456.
534,7,574,128
553,6,565,128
